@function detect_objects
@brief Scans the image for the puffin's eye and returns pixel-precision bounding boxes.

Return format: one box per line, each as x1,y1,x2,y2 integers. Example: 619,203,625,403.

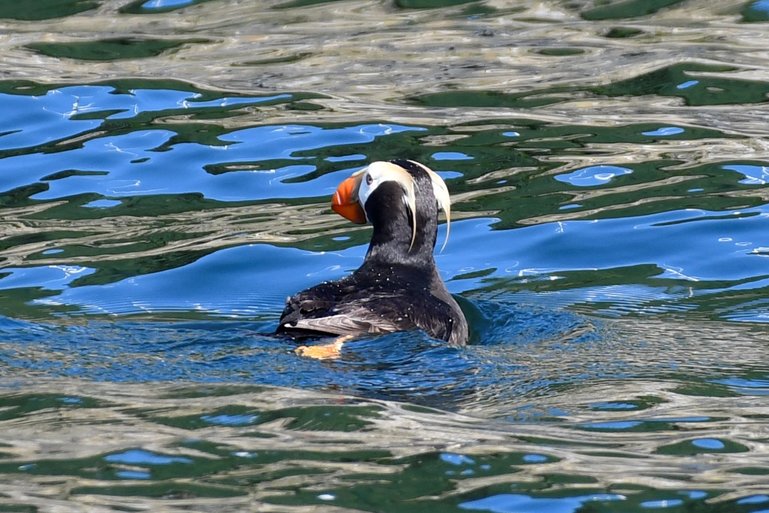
365,173,373,185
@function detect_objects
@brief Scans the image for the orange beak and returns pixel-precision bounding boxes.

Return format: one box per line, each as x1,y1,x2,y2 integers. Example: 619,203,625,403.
331,174,367,224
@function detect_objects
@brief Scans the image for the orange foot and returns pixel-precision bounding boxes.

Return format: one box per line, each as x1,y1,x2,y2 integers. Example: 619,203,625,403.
295,335,352,360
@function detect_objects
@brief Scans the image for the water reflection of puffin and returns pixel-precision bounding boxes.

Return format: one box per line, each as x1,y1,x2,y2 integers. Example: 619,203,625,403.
277,159,468,358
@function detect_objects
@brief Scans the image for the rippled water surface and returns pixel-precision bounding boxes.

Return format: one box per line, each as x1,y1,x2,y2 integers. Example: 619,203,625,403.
1,0,769,511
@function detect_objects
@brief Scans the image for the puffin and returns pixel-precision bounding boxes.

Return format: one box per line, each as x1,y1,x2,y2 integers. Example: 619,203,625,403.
276,159,468,356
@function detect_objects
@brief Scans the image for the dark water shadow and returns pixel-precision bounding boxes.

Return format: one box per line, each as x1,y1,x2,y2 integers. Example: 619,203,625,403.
0,297,608,417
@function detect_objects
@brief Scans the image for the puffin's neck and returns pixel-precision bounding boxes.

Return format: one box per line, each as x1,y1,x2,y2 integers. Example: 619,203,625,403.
362,180,438,270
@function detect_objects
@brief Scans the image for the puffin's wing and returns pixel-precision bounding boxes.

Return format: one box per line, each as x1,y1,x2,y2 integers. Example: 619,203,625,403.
280,305,402,339
289,309,401,338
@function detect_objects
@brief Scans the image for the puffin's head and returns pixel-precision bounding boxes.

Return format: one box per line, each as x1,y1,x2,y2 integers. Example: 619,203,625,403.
331,160,452,251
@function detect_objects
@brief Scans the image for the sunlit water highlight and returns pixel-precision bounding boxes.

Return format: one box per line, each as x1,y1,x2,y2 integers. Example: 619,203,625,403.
0,0,769,511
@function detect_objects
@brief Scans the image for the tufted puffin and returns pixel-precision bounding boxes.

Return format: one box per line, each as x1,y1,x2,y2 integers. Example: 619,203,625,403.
276,159,468,357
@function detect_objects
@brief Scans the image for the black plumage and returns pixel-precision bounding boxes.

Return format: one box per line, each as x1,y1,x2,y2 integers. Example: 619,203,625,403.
276,159,468,346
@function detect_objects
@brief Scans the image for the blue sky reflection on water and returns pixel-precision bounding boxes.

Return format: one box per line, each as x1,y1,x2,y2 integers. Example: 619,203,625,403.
1,75,768,323
5,202,766,323
460,492,626,513
0,84,426,202
0,86,289,148
7,124,424,203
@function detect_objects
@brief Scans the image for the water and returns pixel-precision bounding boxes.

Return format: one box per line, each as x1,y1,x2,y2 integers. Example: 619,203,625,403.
1,0,769,511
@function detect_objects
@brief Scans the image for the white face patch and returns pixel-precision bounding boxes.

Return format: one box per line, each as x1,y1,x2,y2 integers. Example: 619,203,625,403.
356,161,452,252
357,161,418,249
